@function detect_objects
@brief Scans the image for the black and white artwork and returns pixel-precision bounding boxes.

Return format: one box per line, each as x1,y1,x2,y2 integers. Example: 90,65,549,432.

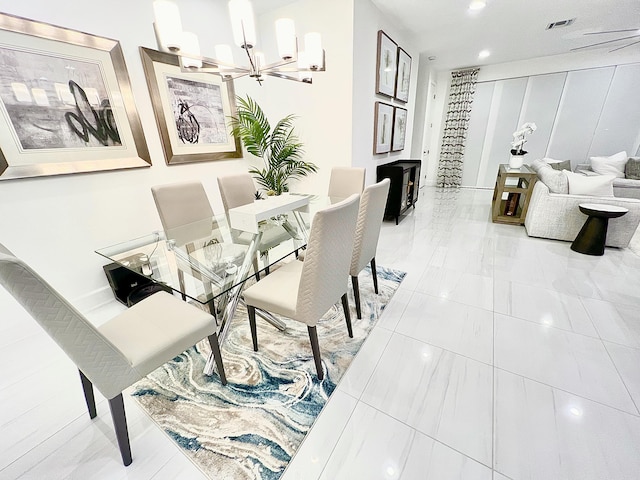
392,107,407,151
0,12,150,181
164,76,228,146
374,101,393,154
0,46,121,150
394,48,411,103
375,31,397,97
140,47,241,165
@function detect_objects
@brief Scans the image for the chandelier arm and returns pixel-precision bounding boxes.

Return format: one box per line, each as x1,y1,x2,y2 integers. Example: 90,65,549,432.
584,29,640,35
265,71,312,84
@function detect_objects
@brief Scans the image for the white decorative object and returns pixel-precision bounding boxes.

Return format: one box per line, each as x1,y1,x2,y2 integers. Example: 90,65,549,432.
509,155,524,170
228,193,310,233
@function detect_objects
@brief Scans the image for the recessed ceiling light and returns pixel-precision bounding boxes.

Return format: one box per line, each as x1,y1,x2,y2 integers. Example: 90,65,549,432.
469,0,487,11
478,49,490,59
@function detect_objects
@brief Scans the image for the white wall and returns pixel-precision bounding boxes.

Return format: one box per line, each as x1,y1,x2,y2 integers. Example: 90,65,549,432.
0,0,353,308
424,48,640,186
352,0,420,186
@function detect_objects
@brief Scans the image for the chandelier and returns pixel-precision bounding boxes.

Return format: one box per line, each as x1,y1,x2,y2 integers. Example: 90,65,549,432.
152,0,326,84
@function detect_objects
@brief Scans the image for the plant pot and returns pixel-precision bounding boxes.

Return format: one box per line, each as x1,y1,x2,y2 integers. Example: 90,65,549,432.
509,155,525,170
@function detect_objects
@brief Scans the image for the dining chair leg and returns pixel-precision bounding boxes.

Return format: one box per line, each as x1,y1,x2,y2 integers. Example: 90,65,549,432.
341,293,354,338
248,305,259,351
351,276,362,320
78,370,96,419
307,326,324,380
177,269,187,301
207,333,227,385
108,394,132,466
371,257,379,294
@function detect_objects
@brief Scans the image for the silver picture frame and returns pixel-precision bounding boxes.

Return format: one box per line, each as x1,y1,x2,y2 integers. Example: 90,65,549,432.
140,47,242,165
0,12,150,180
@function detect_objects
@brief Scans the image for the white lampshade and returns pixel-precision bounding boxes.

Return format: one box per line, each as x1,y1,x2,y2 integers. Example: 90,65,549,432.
215,44,234,74
181,32,202,68
228,0,256,49
153,0,183,51
275,18,296,60
304,32,323,70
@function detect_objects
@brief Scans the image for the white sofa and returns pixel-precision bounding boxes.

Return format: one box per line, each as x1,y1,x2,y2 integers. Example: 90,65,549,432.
575,163,640,199
524,181,640,248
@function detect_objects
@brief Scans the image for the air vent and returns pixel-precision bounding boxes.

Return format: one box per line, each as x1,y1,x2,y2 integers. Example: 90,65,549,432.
546,18,576,29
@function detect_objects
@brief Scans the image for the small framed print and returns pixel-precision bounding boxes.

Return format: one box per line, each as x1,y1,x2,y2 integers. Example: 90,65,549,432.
374,102,394,154
394,48,411,103
391,107,407,152
375,31,397,97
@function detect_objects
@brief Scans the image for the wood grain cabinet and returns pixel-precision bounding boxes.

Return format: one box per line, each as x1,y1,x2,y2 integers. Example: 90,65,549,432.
377,160,421,224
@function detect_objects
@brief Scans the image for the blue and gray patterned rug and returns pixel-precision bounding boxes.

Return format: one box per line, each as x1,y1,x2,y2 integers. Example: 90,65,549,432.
131,265,405,479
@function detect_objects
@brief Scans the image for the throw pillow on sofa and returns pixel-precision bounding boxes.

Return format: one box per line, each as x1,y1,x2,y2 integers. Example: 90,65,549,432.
625,157,640,180
564,170,615,196
590,151,627,178
543,158,571,171
530,159,569,193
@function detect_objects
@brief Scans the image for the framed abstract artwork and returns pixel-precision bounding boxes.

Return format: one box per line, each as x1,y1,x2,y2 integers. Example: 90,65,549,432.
375,30,397,97
394,48,412,103
374,102,394,154
391,107,408,152
0,13,150,181
140,47,241,165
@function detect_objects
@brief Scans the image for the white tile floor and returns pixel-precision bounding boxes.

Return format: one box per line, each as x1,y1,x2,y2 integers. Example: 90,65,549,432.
2,186,640,479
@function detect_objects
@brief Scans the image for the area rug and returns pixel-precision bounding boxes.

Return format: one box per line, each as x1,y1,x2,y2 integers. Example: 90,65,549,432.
131,265,405,479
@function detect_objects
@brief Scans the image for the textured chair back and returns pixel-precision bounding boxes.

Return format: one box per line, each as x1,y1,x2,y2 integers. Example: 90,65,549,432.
152,180,215,245
328,167,366,198
0,245,138,399
350,178,391,275
296,194,360,325
217,173,256,212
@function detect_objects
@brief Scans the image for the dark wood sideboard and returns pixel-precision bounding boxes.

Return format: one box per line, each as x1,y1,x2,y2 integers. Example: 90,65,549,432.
377,159,421,224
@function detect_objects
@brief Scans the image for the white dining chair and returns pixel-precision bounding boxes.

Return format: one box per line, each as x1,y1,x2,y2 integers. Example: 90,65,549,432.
327,166,366,198
217,173,294,277
242,194,360,380
0,243,226,466
349,178,391,319
151,180,217,300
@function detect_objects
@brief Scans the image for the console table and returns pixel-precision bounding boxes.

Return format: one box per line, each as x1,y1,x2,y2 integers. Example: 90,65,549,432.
491,164,537,225
377,159,421,224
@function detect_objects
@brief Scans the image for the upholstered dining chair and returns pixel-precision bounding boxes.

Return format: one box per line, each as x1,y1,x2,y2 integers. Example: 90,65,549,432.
151,180,217,299
217,173,294,278
0,243,226,467
327,166,366,198
242,194,360,380
349,178,391,319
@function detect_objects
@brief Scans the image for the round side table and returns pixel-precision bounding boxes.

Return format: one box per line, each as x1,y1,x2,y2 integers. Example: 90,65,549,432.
571,203,629,256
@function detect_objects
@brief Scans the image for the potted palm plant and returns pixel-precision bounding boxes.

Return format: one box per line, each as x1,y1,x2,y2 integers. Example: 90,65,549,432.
229,96,318,195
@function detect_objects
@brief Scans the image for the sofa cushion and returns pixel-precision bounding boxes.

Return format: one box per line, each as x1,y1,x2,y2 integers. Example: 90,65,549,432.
530,159,569,193
543,158,571,171
590,151,627,178
625,157,640,180
565,170,615,196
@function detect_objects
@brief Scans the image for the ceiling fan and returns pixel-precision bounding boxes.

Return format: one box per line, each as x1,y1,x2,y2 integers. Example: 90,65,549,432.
571,28,640,53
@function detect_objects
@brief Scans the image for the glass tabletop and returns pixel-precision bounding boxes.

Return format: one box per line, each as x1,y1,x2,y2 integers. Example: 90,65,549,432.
95,194,337,309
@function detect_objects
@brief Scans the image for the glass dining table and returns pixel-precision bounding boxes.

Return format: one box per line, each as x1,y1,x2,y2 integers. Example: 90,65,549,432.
96,193,339,377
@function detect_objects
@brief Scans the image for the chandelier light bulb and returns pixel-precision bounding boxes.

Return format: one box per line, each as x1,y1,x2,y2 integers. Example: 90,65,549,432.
304,32,323,70
153,0,183,51
275,18,297,60
229,0,257,49
181,32,202,68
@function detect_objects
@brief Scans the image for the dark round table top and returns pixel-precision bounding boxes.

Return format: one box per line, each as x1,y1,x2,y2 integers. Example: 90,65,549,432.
578,203,629,219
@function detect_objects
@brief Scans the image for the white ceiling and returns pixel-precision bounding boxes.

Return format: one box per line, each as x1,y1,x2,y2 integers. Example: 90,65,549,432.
369,0,640,70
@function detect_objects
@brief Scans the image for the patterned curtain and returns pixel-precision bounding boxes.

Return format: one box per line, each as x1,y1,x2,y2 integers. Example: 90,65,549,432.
436,68,480,188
